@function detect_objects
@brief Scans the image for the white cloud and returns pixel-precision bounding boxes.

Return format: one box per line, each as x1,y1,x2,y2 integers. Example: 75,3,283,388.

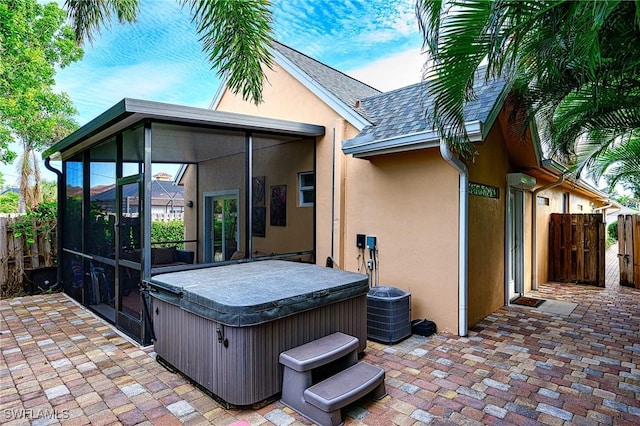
346,48,427,91
56,63,178,124
273,0,420,59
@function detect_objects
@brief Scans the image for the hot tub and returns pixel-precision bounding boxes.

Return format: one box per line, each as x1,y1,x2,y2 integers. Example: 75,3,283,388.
146,260,368,406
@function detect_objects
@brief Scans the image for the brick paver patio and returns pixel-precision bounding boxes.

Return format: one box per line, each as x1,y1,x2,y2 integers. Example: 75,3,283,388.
1,249,638,425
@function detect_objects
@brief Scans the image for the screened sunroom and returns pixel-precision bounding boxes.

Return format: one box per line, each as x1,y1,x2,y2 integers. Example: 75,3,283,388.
44,98,324,344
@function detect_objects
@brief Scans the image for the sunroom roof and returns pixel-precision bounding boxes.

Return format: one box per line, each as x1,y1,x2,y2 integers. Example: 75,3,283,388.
43,98,325,162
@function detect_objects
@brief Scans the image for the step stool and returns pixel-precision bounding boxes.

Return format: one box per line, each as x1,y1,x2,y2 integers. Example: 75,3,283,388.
279,332,386,426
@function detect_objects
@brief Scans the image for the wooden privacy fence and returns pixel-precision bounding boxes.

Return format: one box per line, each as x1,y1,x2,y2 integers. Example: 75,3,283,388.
618,214,640,288
549,213,605,286
0,214,57,298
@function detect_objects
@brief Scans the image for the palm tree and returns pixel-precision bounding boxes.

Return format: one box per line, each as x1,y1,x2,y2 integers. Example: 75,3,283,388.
578,135,640,196
64,0,274,104
415,0,640,186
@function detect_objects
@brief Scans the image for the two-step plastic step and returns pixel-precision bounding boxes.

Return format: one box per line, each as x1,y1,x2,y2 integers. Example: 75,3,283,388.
279,332,386,426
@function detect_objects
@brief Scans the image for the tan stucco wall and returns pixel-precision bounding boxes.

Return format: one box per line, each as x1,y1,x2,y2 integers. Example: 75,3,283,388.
524,191,534,294
465,125,510,326
198,151,245,262
341,150,460,333
182,164,198,256
213,60,608,333
252,139,315,255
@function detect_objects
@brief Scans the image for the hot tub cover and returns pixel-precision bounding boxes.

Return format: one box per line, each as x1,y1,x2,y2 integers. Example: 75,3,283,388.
146,260,369,327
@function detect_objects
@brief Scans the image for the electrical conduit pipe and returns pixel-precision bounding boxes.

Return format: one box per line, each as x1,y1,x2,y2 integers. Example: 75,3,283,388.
439,139,468,337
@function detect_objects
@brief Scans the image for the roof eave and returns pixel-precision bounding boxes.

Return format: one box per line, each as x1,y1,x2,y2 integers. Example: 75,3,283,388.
343,121,483,158
209,75,228,111
43,99,132,160
44,98,325,160
541,159,609,200
273,50,372,131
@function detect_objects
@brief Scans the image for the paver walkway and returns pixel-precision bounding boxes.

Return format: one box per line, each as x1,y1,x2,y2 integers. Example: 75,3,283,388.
1,262,638,425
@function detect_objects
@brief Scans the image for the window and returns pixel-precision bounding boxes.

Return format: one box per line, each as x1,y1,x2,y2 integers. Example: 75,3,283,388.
298,172,314,207
537,196,550,206
562,193,570,213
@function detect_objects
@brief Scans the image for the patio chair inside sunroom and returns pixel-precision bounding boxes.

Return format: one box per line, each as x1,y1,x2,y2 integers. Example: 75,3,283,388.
44,98,324,344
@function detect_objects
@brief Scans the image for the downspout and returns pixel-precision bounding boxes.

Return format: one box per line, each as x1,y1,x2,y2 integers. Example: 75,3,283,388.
439,139,468,337
44,158,63,287
593,202,614,237
593,202,613,218
531,174,565,290
328,127,336,267
595,203,618,230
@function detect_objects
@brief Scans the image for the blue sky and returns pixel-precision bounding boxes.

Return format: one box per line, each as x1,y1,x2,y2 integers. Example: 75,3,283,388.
2,0,426,185
57,0,425,124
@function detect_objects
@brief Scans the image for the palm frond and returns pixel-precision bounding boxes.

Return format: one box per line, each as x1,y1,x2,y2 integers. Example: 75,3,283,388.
64,0,139,44
417,0,496,156
181,0,273,105
416,0,640,169
578,135,640,186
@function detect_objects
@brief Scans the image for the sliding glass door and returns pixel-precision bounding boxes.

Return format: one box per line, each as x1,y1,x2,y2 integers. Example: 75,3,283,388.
204,191,239,262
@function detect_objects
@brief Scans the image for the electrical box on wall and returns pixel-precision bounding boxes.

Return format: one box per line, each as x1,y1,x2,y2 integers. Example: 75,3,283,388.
356,234,366,249
366,236,377,250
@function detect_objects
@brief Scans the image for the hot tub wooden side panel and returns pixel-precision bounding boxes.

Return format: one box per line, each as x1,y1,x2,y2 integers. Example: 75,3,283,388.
152,295,367,406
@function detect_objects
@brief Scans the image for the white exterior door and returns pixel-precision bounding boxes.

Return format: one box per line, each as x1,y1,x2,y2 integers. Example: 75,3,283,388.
507,188,525,302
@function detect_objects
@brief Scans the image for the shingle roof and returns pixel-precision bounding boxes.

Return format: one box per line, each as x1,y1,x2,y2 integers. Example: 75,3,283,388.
91,180,184,203
272,42,381,120
356,72,507,142
272,42,508,156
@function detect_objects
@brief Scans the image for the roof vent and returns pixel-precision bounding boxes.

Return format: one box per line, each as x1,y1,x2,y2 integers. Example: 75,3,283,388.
354,100,361,108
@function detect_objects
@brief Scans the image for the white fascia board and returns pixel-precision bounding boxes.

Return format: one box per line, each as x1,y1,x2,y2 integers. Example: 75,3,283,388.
209,77,229,110
541,159,608,200
465,121,483,142
343,120,483,158
273,50,371,131
343,130,438,157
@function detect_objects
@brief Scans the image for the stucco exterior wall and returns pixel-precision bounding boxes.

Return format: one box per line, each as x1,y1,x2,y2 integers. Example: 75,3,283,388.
213,59,607,334
198,151,245,262
182,164,198,256
465,125,510,326
251,139,315,255
341,150,460,333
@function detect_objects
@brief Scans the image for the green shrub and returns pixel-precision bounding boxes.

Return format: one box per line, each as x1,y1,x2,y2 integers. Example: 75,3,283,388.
13,202,57,244
0,192,19,213
607,221,618,241
151,220,185,248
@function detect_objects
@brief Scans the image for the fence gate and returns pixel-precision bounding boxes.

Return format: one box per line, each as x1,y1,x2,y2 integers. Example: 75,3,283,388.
618,214,640,288
549,214,605,286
